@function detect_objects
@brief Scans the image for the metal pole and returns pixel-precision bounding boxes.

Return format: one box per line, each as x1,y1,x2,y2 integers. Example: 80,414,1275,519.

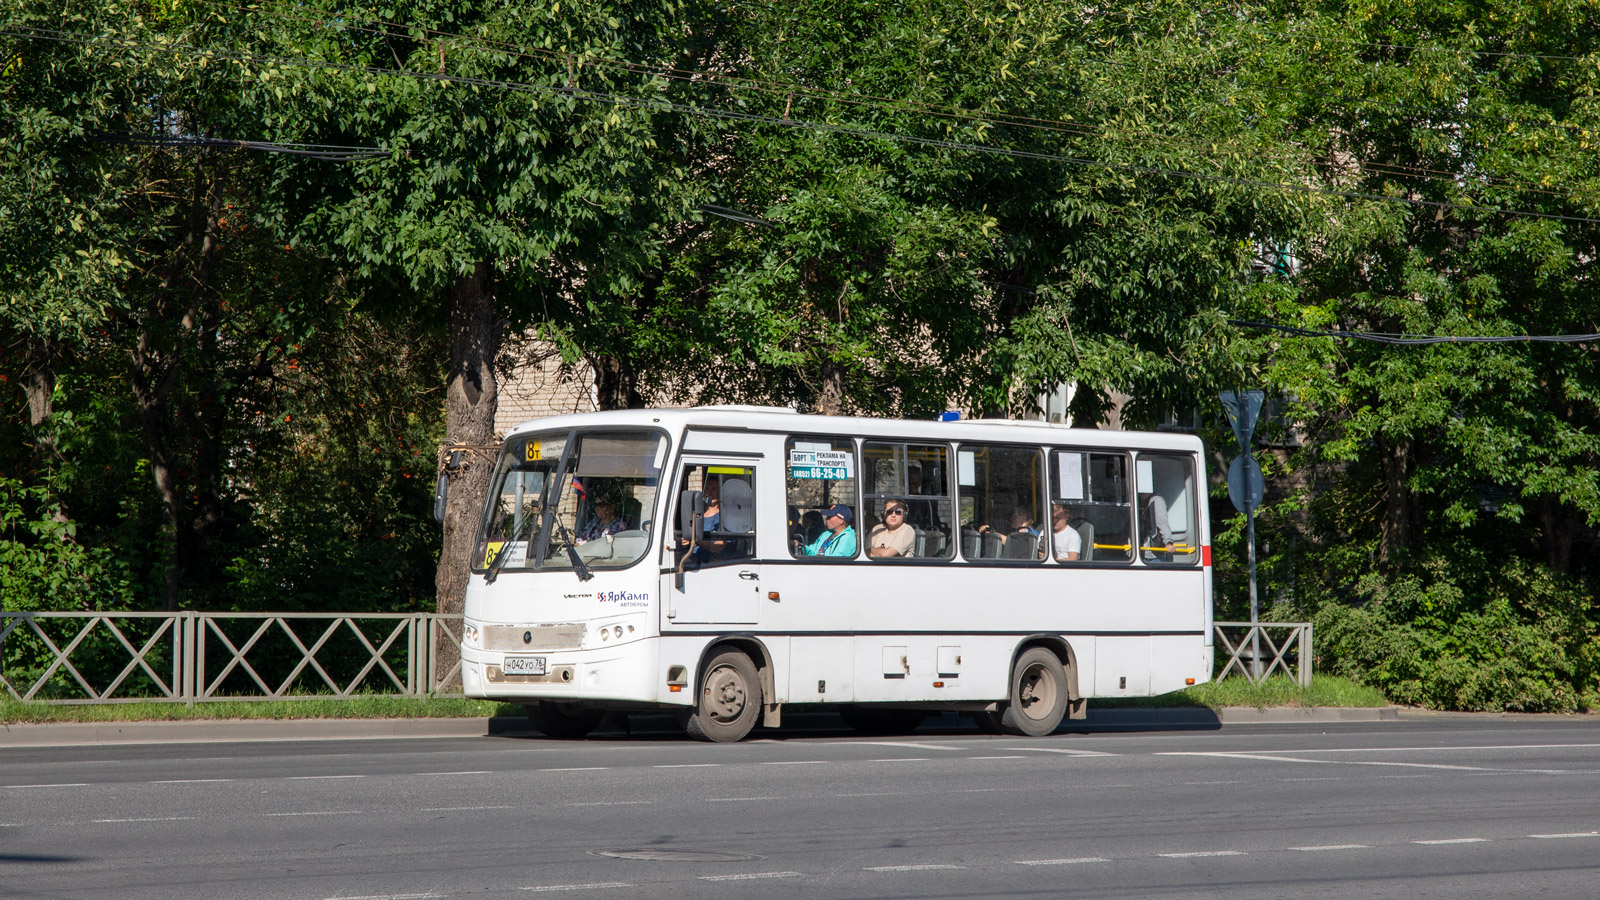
1247,491,1260,681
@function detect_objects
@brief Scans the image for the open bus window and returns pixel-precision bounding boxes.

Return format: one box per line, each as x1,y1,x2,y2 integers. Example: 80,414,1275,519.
1136,453,1200,566
957,444,1045,562
1050,450,1133,563
673,464,756,566
786,436,859,560
862,441,953,559
475,431,665,573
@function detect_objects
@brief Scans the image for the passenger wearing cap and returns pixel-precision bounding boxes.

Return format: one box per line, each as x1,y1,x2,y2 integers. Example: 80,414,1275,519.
799,504,857,557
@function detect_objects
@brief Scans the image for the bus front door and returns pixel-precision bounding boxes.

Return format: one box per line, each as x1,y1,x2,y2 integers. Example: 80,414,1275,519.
663,456,762,625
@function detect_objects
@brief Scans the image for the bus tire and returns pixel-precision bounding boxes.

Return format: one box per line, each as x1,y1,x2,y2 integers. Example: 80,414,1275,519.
526,701,605,740
838,706,926,735
683,650,762,743
999,647,1069,737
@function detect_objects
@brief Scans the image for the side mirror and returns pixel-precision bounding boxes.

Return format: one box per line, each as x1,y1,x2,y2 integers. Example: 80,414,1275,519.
433,473,449,522
678,489,706,539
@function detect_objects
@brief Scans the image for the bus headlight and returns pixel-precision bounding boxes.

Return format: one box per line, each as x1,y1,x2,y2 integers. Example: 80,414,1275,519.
462,623,480,648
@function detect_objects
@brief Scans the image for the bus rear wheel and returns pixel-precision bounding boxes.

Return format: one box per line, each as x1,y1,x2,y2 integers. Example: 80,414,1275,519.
683,650,762,743
838,706,926,735
526,701,605,740
999,647,1069,737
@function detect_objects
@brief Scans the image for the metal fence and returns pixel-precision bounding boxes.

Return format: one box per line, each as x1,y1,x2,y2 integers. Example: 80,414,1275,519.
0,612,463,704
1213,621,1313,687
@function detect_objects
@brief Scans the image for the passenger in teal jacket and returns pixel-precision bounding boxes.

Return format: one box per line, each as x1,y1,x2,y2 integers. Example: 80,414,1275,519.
801,504,857,557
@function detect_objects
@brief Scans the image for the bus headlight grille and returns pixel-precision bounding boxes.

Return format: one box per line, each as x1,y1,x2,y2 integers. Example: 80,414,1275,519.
484,624,585,651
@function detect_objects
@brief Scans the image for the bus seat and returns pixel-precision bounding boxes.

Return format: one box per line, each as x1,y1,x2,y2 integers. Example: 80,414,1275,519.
719,478,754,533
1003,533,1035,559
961,529,982,559
912,526,926,557
1074,522,1094,561
982,531,1005,558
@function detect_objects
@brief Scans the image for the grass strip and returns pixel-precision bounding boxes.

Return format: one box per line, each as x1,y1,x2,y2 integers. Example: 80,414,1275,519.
1092,674,1390,710
0,696,526,724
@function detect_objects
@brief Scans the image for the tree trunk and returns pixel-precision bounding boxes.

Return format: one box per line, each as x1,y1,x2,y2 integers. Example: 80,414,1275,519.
1540,494,1578,578
1377,437,1412,569
816,359,845,416
21,338,59,460
593,353,645,410
434,261,500,690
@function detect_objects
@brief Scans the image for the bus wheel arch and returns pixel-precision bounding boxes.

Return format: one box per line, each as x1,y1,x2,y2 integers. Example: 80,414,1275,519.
684,637,773,742
1000,636,1082,735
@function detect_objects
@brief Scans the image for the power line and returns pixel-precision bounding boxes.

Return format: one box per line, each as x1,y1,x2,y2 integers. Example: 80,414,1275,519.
10,25,1600,226
93,132,389,160
1233,319,1600,345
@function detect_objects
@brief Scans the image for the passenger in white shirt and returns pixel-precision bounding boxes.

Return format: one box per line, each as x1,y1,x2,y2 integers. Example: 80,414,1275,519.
1051,502,1081,561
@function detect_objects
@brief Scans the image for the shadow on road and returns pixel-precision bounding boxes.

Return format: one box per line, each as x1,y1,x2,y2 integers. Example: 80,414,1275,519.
485,706,1223,742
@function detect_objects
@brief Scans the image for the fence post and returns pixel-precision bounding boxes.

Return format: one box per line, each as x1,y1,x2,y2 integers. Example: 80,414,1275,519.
1301,623,1314,688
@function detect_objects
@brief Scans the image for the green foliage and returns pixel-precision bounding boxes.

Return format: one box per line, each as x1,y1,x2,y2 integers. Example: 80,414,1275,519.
0,474,131,611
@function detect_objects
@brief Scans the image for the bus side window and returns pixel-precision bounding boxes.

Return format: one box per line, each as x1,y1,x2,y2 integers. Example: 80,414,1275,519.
1050,450,1133,563
1135,454,1199,566
861,441,953,560
785,435,860,560
957,444,1045,563
674,464,756,565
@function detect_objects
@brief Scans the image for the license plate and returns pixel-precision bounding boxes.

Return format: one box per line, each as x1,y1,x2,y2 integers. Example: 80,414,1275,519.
502,655,547,675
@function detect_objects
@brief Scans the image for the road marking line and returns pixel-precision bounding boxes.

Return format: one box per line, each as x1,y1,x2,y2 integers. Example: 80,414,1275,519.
153,778,233,784
653,764,721,768
1159,851,1246,858
1158,751,1497,772
704,797,781,802
969,756,1027,760
421,806,513,812
288,775,366,780
94,817,195,823
325,894,445,900
837,792,906,797
1183,780,1247,785
1291,844,1369,851
1000,747,1117,757
266,810,360,817
865,864,965,871
521,883,632,892
762,760,828,766
1414,838,1488,845
568,801,651,807
542,767,609,772
1283,777,1343,782
1015,857,1109,866
1269,743,1600,754
1531,832,1600,839
870,758,929,762
854,741,961,751
6,783,88,788
698,872,801,881
416,771,491,776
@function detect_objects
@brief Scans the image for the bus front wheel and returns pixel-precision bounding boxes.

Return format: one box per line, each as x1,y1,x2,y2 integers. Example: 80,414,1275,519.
526,701,605,739
999,648,1069,737
683,650,762,743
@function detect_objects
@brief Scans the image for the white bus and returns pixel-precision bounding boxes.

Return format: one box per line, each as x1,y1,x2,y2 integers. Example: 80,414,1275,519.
459,407,1213,742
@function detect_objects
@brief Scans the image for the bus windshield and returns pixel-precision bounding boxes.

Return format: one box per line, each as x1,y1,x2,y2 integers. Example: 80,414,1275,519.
476,430,667,573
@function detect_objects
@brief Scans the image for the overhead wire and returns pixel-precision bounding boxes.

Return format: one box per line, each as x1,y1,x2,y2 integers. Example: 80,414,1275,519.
92,132,390,160
9,24,1600,226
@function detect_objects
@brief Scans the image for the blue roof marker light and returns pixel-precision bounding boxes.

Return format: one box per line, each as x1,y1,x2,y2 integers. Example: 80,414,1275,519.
939,411,962,422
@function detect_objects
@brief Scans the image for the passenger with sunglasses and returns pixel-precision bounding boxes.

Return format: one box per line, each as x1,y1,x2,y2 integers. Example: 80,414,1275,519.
867,501,916,558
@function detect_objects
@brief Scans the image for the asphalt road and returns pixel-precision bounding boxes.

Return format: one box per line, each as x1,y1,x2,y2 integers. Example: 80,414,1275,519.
3,716,1598,900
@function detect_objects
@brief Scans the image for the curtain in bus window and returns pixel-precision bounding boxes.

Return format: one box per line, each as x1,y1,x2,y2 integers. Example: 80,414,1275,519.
1136,454,1199,566
861,442,953,560
957,445,1044,562
786,436,859,560
1050,450,1132,563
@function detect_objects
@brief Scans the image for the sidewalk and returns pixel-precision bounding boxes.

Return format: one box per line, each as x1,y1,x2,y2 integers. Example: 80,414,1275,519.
0,705,1533,748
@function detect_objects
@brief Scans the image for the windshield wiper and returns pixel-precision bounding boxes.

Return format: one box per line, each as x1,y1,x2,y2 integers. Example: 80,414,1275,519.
552,516,594,582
